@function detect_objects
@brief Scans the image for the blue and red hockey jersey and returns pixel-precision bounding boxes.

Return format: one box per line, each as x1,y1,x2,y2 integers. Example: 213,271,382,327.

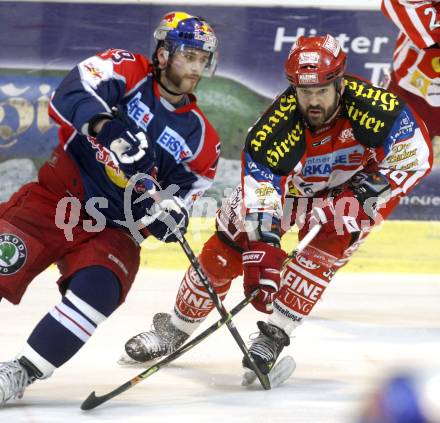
49,48,220,225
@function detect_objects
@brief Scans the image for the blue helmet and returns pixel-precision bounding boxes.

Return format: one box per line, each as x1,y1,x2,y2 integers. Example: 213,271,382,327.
153,11,218,75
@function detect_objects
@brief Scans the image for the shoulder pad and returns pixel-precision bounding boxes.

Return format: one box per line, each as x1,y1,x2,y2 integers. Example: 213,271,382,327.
245,86,306,175
343,75,406,148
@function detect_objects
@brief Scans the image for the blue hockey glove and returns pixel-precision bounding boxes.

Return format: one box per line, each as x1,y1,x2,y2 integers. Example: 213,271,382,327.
96,118,155,178
143,196,189,243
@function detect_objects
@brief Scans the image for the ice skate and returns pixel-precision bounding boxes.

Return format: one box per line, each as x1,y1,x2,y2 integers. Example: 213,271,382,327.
243,321,290,374
242,321,295,388
0,359,35,406
122,313,189,363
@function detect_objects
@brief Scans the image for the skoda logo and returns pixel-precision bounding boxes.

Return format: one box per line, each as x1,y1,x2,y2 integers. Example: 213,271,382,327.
0,234,27,275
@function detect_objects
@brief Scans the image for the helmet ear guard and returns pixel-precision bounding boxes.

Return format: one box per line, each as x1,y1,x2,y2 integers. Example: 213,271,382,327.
285,34,346,87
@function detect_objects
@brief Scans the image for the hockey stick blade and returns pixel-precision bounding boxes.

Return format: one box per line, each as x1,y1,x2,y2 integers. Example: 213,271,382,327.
241,355,296,388
80,290,258,411
81,382,131,411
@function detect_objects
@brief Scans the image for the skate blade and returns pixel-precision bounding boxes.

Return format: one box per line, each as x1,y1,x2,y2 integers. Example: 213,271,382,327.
241,369,258,386
241,355,296,388
117,353,157,368
268,355,296,388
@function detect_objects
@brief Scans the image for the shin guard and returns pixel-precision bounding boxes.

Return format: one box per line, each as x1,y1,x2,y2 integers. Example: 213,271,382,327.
171,233,242,335
269,245,336,335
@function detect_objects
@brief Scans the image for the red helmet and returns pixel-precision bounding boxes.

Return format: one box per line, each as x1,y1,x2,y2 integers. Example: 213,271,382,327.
285,34,346,86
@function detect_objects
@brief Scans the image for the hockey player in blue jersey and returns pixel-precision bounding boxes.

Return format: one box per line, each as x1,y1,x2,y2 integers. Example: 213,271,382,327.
0,11,220,406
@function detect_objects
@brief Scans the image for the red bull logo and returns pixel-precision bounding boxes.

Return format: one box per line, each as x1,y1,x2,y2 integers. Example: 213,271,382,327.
161,11,192,29
196,22,213,34
163,12,175,23
84,63,103,79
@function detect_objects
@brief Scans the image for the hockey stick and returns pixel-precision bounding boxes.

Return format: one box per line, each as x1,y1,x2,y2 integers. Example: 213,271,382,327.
130,183,267,388
177,235,271,390
290,222,322,256
81,288,259,410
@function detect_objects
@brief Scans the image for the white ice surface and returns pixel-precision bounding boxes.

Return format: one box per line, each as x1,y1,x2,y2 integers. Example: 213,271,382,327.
1,268,440,422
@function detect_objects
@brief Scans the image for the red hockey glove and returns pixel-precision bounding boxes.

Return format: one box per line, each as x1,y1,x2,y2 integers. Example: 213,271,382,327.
312,186,367,235
313,172,391,236
242,241,287,314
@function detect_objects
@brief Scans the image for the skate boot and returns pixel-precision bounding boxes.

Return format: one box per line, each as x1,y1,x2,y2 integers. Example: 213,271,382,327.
242,321,290,375
124,313,190,363
0,358,37,406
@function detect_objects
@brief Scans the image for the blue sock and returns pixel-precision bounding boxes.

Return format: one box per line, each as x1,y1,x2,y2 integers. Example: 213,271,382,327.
21,266,121,376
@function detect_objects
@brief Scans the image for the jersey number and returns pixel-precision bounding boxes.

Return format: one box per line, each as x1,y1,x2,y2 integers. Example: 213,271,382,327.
425,7,440,31
110,49,135,64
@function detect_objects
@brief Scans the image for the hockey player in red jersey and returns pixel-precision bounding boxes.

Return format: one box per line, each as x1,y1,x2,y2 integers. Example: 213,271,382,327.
0,12,220,406
381,0,440,140
120,34,432,382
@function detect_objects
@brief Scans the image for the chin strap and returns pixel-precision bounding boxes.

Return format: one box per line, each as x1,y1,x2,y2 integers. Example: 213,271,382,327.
153,69,186,97
323,79,344,124
334,79,344,106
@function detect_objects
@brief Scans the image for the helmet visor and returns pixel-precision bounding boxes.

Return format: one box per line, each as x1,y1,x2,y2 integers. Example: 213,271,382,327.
169,44,218,77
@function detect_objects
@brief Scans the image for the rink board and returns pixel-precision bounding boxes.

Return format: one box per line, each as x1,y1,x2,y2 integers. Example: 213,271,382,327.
140,219,440,274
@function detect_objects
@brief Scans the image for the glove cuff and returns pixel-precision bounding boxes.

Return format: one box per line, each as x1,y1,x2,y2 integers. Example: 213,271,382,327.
259,277,278,292
86,112,114,137
95,118,127,147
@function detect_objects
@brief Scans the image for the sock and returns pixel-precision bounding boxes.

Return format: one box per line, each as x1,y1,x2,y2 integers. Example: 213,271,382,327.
19,266,121,378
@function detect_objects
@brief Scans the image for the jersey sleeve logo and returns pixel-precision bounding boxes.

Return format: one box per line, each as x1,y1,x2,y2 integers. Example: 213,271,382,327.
78,56,113,89
83,63,103,79
156,126,193,163
0,234,27,275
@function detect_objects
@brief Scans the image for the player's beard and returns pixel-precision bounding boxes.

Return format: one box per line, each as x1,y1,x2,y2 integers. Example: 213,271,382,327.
163,66,201,95
300,96,339,129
